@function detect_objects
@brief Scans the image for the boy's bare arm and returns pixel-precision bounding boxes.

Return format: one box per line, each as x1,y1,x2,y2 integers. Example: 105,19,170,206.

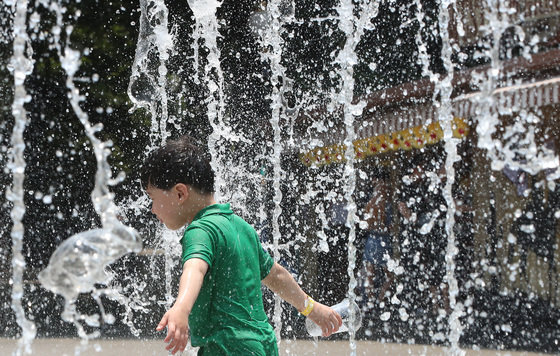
156,258,208,355
262,262,342,336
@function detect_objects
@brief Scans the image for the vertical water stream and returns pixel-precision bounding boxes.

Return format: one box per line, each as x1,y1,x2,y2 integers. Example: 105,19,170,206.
126,0,178,314
128,0,174,148
334,1,377,353
36,0,142,347
412,0,464,350
435,0,464,352
7,0,37,354
3,0,559,354
259,0,289,341
187,0,228,200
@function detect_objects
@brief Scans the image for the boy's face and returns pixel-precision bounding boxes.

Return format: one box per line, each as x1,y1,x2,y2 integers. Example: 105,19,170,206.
145,185,186,230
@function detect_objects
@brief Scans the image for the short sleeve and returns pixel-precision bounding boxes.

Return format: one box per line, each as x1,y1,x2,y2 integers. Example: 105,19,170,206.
258,241,274,280
181,227,215,268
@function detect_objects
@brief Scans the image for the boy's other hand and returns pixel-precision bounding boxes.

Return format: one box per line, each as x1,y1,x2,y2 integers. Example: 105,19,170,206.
156,305,190,355
308,302,343,337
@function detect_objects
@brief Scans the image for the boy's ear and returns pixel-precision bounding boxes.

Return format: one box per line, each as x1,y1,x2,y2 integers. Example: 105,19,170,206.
174,183,190,202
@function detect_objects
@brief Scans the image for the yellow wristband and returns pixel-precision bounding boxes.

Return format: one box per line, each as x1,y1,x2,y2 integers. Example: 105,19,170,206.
300,296,315,317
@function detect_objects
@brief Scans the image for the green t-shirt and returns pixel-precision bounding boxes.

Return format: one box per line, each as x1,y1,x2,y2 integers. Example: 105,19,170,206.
181,203,277,355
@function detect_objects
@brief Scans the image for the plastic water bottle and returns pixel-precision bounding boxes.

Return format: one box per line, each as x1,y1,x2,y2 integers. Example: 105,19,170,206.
305,299,362,337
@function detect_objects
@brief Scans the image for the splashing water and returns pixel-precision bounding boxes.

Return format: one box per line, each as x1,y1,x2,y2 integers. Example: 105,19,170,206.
188,0,228,201
258,0,291,341
7,0,37,354
38,226,141,321
128,0,174,148
333,1,378,354
471,0,560,176
35,0,142,345
434,0,465,353
3,0,560,355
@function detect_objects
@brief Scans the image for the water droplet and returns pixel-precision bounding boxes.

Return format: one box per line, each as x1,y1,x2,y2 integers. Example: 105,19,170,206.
380,311,390,321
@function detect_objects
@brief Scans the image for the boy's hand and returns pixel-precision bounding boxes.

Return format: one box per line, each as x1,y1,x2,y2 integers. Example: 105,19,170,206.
156,258,207,355
156,305,190,355
308,302,343,337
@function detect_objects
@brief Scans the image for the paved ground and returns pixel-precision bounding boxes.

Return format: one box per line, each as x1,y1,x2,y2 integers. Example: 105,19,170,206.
0,338,552,356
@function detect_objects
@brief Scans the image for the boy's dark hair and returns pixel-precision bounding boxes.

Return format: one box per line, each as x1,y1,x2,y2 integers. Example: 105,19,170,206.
140,136,215,194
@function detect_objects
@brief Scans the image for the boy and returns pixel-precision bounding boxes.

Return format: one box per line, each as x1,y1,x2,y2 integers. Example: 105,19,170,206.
140,136,342,355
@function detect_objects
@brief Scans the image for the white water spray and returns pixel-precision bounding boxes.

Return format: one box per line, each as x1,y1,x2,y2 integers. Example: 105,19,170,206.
258,0,293,341
37,1,142,344
187,0,229,201
7,0,37,354
128,0,174,148
471,1,559,176
334,0,377,354
434,0,465,353
412,0,465,350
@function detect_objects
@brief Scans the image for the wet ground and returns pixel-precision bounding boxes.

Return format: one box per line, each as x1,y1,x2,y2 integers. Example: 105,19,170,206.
0,338,551,356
